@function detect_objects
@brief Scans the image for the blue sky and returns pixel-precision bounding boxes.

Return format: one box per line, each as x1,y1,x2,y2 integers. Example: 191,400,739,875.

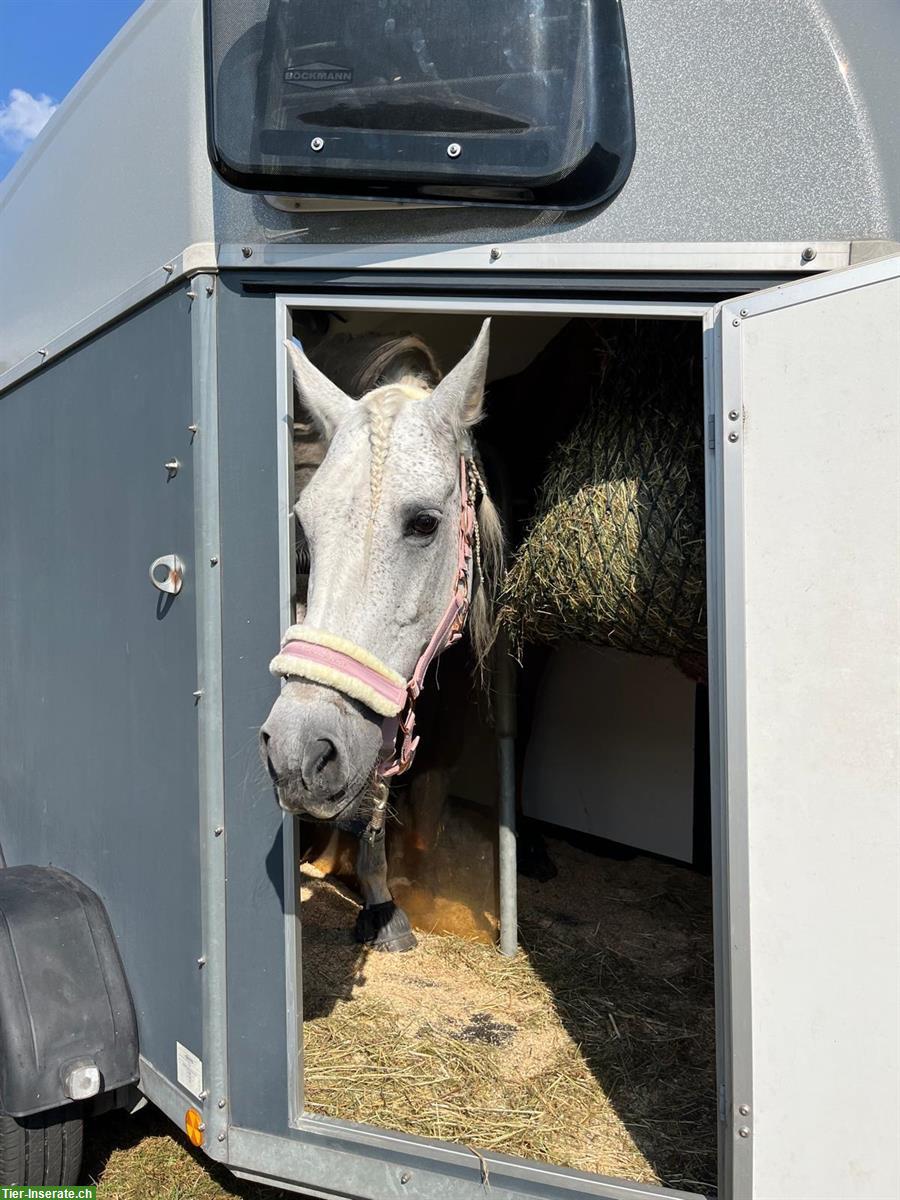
0,0,142,180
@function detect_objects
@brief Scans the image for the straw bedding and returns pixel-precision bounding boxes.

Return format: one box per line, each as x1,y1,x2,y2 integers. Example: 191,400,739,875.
499,321,707,679
301,837,717,1194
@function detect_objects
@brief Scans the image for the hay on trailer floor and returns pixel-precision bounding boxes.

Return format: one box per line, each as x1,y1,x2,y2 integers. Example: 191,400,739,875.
301,837,717,1195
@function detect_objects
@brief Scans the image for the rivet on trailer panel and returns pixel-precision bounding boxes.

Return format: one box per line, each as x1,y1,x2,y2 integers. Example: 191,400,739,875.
802,246,818,262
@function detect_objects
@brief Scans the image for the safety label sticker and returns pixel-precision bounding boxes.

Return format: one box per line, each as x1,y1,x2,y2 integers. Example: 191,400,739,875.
176,1041,203,1098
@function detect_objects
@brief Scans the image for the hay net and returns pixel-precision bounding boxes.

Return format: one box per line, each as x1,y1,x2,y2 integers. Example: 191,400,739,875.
499,320,707,679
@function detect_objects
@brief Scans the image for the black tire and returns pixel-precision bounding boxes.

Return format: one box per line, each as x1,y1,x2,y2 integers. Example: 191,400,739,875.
0,1109,83,1185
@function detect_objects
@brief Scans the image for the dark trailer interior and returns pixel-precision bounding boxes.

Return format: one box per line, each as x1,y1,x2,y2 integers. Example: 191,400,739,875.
286,305,717,1194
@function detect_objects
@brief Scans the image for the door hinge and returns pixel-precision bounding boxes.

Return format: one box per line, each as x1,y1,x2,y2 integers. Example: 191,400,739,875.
708,413,716,451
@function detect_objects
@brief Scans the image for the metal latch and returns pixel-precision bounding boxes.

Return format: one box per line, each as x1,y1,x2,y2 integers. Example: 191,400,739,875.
149,554,184,595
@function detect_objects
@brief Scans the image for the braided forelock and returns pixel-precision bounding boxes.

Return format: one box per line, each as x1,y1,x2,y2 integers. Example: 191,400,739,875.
363,382,430,517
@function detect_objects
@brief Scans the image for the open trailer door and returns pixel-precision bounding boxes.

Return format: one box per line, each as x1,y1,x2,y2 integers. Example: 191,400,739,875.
707,255,900,1200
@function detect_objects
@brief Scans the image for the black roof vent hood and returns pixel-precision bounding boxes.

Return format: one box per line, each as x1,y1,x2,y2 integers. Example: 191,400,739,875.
205,0,635,209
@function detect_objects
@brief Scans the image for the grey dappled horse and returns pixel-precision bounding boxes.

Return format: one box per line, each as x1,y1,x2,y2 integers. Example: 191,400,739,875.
261,323,502,951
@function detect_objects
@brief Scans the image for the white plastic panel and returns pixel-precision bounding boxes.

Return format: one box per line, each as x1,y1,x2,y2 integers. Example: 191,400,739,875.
722,258,900,1200
522,645,696,862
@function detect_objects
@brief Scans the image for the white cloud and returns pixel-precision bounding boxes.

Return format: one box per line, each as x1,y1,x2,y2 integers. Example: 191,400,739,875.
0,88,58,152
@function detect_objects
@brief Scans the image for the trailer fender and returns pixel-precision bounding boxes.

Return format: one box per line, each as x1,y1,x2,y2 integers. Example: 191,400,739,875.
0,865,139,1117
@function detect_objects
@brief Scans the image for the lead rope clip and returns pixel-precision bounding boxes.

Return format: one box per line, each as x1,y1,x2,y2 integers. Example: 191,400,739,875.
363,778,390,843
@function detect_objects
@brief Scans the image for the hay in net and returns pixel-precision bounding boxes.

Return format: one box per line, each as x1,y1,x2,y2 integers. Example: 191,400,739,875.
499,321,707,678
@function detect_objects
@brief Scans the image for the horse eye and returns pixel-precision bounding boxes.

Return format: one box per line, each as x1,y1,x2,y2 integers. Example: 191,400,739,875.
408,512,440,537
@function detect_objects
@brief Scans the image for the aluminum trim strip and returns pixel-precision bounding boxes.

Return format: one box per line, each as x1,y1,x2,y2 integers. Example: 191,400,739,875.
0,242,217,395
220,241,850,274
0,240,858,396
275,296,305,1127
192,274,229,1160
703,304,754,1200
278,295,712,319
139,1054,206,1132
723,250,900,319
227,1123,705,1200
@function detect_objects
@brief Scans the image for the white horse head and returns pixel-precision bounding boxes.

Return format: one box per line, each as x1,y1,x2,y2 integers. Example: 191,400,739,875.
261,321,501,825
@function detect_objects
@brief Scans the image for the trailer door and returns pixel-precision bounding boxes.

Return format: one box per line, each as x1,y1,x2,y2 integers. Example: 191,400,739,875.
707,255,900,1200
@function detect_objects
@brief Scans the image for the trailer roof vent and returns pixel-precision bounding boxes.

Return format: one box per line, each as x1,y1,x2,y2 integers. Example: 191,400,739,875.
204,0,635,209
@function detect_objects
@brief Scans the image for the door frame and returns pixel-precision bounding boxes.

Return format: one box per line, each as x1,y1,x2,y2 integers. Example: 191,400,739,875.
262,290,741,1200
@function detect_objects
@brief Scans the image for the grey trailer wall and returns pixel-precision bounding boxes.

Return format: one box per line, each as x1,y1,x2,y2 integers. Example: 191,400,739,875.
216,273,286,1133
0,288,203,1092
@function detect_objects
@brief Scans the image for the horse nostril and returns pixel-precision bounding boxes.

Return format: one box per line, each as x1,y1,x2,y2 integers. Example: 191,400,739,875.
310,738,336,777
301,736,347,800
259,728,279,784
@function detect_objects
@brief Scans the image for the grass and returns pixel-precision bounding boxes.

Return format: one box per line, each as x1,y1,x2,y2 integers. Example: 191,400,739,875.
81,1107,298,1200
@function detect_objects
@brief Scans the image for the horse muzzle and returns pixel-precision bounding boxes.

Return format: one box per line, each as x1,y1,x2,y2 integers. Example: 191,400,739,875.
260,681,382,821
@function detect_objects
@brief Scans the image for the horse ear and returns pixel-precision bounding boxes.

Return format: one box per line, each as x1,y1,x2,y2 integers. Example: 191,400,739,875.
429,319,491,430
284,339,354,441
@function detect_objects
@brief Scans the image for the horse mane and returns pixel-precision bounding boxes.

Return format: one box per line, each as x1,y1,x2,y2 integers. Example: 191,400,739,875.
468,477,504,680
310,333,440,398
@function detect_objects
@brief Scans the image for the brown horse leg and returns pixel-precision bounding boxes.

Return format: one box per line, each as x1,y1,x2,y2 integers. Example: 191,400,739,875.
408,764,450,859
353,832,417,953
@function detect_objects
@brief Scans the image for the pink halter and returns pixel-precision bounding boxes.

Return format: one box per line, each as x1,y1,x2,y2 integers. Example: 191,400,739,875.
271,457,477,778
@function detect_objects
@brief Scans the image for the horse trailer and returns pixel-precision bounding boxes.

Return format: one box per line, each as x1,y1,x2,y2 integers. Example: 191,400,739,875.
0,2,898,1198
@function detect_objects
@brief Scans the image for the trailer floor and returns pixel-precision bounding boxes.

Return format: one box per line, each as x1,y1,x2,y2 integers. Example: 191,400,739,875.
301,836,717,1195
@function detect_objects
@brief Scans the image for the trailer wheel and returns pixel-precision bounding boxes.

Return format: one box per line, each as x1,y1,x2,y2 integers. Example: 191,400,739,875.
0,1109,83,1185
